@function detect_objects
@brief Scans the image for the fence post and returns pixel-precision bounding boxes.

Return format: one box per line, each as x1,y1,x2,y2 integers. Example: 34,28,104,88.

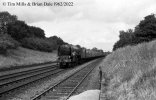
99,66,102,100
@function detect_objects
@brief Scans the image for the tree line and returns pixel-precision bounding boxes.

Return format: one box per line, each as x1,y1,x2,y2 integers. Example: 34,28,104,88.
113,14,156,51
0,11,66,54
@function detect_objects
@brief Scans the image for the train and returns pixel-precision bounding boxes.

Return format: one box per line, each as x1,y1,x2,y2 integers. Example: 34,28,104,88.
57,44,105,68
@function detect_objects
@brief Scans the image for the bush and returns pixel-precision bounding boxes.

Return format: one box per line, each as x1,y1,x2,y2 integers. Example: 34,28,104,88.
47,36,66,49
113,14,156,51
7,20,46,41
0,34,19,54
21,37,55,52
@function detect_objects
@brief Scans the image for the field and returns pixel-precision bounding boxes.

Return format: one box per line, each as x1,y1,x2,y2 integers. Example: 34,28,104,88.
100,40,156,100
0,47,57,69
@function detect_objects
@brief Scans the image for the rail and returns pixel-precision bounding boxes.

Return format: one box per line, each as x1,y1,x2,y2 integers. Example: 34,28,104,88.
31,59,101,100
0,61,58,72
0,66,63,97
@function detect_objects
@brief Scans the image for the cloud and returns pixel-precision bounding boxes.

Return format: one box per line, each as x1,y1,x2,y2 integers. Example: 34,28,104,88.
29,19,132,51
0,0,55,23
1,0,155,24
0,0,156,51
1,0,156,24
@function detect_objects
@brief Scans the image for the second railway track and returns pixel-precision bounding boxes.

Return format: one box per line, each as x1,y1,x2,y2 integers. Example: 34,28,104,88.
0,63,65,97
32,58,102,100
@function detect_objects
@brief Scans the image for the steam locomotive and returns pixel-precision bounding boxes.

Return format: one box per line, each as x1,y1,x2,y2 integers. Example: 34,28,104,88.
58,44,104,68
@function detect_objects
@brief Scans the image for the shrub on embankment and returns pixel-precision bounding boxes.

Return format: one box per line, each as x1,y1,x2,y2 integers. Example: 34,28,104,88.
100,40,156,100
21,37,55,52
0,34,19,54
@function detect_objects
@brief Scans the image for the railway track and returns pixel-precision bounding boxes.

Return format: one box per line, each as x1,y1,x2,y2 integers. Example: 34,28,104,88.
31,58,102,100
0,65,57,83
0,63,65,97
0,62,57,77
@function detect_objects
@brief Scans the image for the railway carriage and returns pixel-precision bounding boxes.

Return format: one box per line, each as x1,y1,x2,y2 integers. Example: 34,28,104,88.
58,44,104,68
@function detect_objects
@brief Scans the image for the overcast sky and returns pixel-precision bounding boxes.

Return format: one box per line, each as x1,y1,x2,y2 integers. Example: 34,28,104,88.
0,0,156,51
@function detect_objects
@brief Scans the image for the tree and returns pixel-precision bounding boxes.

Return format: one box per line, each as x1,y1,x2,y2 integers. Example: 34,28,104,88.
92,47,98,51
0,12,19,53
29,26,45,38
0,34,19,54
134,14,156,42
0,12,17,34
0,12,17,24
7,20,46,41
76,45,81,48
48,36,66,45
113,29,135,51
113,14,156,51
7,20,31,40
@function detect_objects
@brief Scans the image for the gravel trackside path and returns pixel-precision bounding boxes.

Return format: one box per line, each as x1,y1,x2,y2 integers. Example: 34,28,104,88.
72,59,102,95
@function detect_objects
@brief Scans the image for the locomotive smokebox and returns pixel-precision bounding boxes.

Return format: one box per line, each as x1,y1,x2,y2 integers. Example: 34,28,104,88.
58,44,81,68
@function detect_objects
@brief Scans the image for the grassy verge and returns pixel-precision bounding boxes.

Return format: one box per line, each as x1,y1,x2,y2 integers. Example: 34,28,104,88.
100,40,156,100
0,47,57,69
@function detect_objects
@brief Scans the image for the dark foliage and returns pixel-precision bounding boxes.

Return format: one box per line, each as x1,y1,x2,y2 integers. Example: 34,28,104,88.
7,21,45,41
0,12,17,34
113,14,156,51
48,36,66,45
7,21,31,40
0,11,17,24
0,12,19,54
113,29,136,50
47,36,66,49
21,37,55,52
0,34,19,54
135,14,156,41
0,11,66,52
29,26,45,38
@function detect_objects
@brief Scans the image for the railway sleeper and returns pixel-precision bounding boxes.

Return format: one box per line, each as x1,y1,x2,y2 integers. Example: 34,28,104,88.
48,92,69,95
58,84,77,87
45,95,67,100
0,67,57,85
60,81,79,85
49,89,72,94
55,87,73,90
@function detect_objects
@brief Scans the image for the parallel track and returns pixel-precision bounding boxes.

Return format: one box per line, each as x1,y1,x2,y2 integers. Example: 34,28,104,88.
31,58,102,100
0,64,65,97
0,62,57,78
0,65,57,85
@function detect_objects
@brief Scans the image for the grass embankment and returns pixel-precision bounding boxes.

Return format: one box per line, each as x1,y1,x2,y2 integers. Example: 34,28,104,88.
100,40,156,100
0,47,57,69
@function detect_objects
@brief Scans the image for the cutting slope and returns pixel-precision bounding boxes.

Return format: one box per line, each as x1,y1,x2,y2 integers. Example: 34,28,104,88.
100,40,156,100
0,47,57,69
